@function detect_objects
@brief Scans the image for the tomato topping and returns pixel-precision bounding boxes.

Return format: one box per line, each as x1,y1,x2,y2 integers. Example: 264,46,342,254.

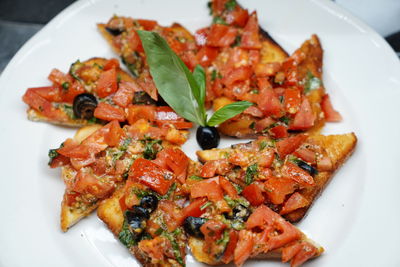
182,198,208,218
196,46,219,67
137,70,158,101
146,219,162,238
48,68,72,85
103,58,120,70
222,66,252,88
317,155,333,171
61,80,86,103
234,230,254,267
64,192,80,206
96,68,118,98
194,27,209,46
282,161,315,186
254,62,281,77
264,177,297,205
49,154,70,168
280,192,309,215
158,200,185,231
227,6,249,27
284,87,302,114
200,159,231,178
27,86,62,102
269,125,288,139
276,134,308,158
155,106,183,121
243,106,263,117
72,170,114,199
219,176,239,199
207,24,238,47
255,117,275,132
211,0,228,16
256,78,283,117
282,241,303,263
200,219,227,241
321,94,342,122
138,236,166,261
242,184,265,206
293,148,316,164
102,120,124,147
256,149,275,168
289,241,319,267
137,19,158,30
126,104,156,124
289,98,315,130
240,12,261,49
163,147,189,184
190,179,224,202
94,102,126,122
222,230,239,264
129,158,174,195
112,81,140,108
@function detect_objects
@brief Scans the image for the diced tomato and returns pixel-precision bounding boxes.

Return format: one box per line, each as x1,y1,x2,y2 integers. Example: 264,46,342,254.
222,66,252,87
269,125,288,139
64,192,80,206
164,127,188,145
157,120,193,130
228,151,250,167
138,70,158,101
60,80,86,103
255,117,275,132
163,147,189,184
126,104,156,124
138,237,165,261
94,102,126,122
48,68,72,85
207,24,238,47
112,81,138,108
182,197,208,218
146,219,162,238
201,159,231,178
96,68,118,98
264,177,298,205
200,219,226,241
293,148,316,164
282,161,315,186
242,184,265,206
222,230,239,264
317,155,333,171
158,200,185,231
276,134,308,158
289,98,315,130
282,242,303,263
256,149,275,168
194,27,209,46
126,30,143,52
321,94,342,122
227,6,249,27
281,58,301,87
290,241,319,267
196,46,219,67
234,230,254,267
72,170,114,199
257,78,283,117
91,158,107,176
254,62,281,77
280,192,309,215
211,0,228,16
27,86,62,102
219,176,239,199
49,154,70,168
240,12,261,49
102,120,124,147
284,87,302,114
190,179,224,202
137,19,158,30
155,106,183,121
119,195,128,213
129,158,174,195
103,58,120,70
243,106,263,117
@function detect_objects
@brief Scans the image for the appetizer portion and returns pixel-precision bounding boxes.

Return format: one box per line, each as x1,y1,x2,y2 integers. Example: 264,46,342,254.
197,132,357,222
49,119,189,231
22,57,193,129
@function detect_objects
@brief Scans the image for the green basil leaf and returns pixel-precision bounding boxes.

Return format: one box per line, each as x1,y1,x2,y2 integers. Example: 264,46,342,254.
207,101,253,127
137,31,205,126
192,65,207,121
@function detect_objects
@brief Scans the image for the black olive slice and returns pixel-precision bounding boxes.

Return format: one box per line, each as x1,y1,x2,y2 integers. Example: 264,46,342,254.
296,160,318,176
183,216,207,238
140,195,159,213
130,206,150,220
224,204,250,222
196,126,220,150
105,27,124,36
73,93,98,120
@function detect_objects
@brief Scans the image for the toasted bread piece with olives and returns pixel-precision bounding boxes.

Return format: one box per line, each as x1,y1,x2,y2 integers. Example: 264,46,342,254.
197,133,357,223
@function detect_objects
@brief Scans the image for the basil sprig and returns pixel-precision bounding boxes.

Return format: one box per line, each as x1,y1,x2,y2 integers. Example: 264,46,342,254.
137,31,252,127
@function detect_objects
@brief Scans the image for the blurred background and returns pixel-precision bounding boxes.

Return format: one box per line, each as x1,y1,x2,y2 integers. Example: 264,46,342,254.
0,0,399,73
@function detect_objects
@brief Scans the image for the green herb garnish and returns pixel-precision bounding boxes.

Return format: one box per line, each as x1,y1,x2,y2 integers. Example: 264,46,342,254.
118,220,137,248
142,138,162,160
304,71,322,93
212,16,228,25
189,175,204,181
61,82,69,90
225,0,237,11
245,163,258,185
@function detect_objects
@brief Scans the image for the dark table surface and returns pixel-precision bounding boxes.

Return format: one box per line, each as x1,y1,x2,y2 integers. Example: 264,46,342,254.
0,0,399,74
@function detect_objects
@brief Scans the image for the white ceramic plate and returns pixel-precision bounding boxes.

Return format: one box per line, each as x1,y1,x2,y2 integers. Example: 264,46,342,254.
1,0,399,266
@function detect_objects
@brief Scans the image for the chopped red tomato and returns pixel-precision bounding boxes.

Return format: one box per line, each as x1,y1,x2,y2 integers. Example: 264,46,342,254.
269,125,288,139
101,120,124,147
137,19,158,30
211,0,228,16
126,104,156,124
182,197,208,218
276,134,308,158
94,102,126,122
280,192,309,215
163,147,189,184
49,154,70,168
282,161,315,186
282,241,303,263
138,70,158,101
317,155,333,171
242,184,265,206
129,158,174,195
200,219,226,241
257,78,283,117
256,149,275,168
234,230,254,267
103,58,120,70
158,200,185,231
138,237,165,261
155,106,183,121
284,87,302,114
222,66,252,87
264,177,297,205
207,24,238,47
289,98,315,130
196,46,219,67
27,86,62,102
289,241,319,267
321,94,342,122
146,219,162,238
227,6,249,27
112,81,139,108
240,12,261,49
293,148,316,165
96,68,118,98
255,117,275,132
243,106,263,117
64,192,80,206
190,179,224,202
194,27,209,46
222,230,239,264
219,176,239,199
201,159,231,178
60,80,86,103
72,170,114,199
48,68,72,85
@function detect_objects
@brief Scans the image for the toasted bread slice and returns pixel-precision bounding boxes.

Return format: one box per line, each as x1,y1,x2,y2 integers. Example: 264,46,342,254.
258,26,288,64
197,133,357,222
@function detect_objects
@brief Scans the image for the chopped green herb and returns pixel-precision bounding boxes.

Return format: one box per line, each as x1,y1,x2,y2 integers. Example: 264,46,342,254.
225,0,237,11
245,163,258,185
250,89,259,94
279,116,290,125
216,229,230,246
117,73,122,83
62,104,75,119
304,71,322,93
69,60,84,81
62,82,69,90
121,52,143,78
211,69,218,81
189,175,204,181
200,201,212,210
87,117,100,124
249,121,256,130
212,16,228,25
224,195,236,208
163,232,185,266
231,220,245,230
233,183,243,194
279,95,284,103
161,183,177,200
48,149,59,165
142,138,162,160
231,35,241,47
154,228,163,236
118,220,137,248
120,138,132,151
207,1,213,15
